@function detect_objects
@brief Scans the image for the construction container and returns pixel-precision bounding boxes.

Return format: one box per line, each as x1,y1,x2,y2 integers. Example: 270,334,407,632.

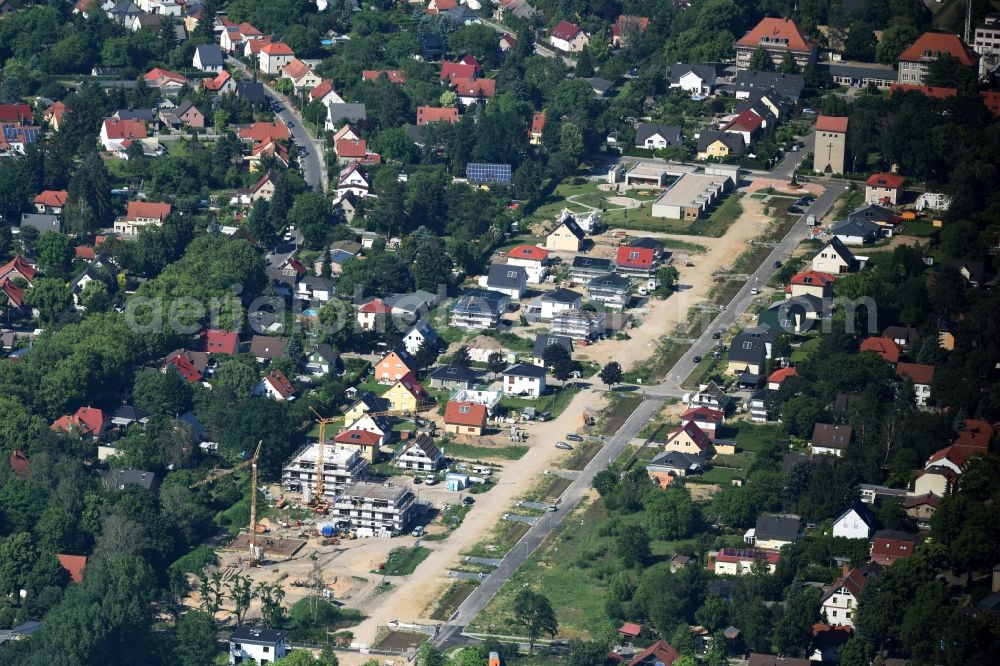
489,652,500,666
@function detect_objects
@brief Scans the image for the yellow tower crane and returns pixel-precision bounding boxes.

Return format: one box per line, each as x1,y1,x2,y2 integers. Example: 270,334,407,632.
309,407,339,508
190,440,264,563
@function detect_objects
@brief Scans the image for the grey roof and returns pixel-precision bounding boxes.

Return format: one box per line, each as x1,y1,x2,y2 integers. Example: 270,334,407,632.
588,272,631,291
732,71,804,101
444,5,478,22
420,32,446,60
635,123,682,147
503,362,546,378
300,275,333,291
571,256,612,272
648,450,705,470
115,107,157,122
487,263,526,290
882,326,919,347
112,405,148,423
627,236,665,254
835,500,878,529
754,513,802,542
250,335,287,359
236,81,266,103
851,204,895,223
697,130,745,155
812,423,853,449
350,391,390,414
451,289,509,315
822,237,857,265
821,61,895,81
831,216,880,240
311,343,339,363
175,410,206,439
729,327,773,365
766,293,823,317
670,63,717,87
327,103,367,123
20,213,60,233
541,288,581,304
405,319,439,343
385,291,437,315
194,44,224,68
533,333,573,357
111,468,157,490
586,77,613,94
429,365,479,383
229,626,288,645
555,215,585,239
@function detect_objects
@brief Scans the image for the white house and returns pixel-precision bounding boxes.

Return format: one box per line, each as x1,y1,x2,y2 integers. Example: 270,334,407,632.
394,434,443,471
502,363,546,398
811,237,857,274
505,244,550,283
831,501,878,540
915,192,951,211
538,288,582,321
549,20,588,53
337,162,372,198
258,42,295,75
252,369,297,401
344,413,391,442
228,627,288,666
820,569,867,629
193,44,225,73
481,264,527,300
402,320,439,356
669,63,716,96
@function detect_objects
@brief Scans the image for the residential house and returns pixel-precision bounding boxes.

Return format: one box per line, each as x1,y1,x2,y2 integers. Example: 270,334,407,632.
281,442,372,499
306,343,341,376
281,58,323,91
402,320,439,356
689,381,727,410
669,63,717,96
727,327,773,376
883,325,919,350
785,271,835,299
664,421,714,457
831,216,881,245
615,245,658,280
696,130,745,160
747,389,773,422
502,363,546,398
646,451,705,487
51,407,108,441
714,548,780,575
159,100,205,129
231,171,278,206
832,500,878,539
416,106,459,125
57,554,87,584
534,289,582,322
870,530,919,566
587,272,631,309
611,15,649,49
425,0,456,14
202,69,235,94
452,78,496,106
107,469,158,491
368,348,415,384
20,214,60,234
0,256,35,286
428,365,479,391
680,406,724,438
325,103,367,130
532,333,573,366
766,367,798,391
164,350,208,383
624,640,681,666
444,401,488,436
228,627,289,666
895,362,934,406
235,81,267,105
115,201,171,236
506,245,549,283
383,373,428,412
449,290,509,330
550,308,605,340
865,172,905,205
912,468,954,497
204,329,239,355
100,118,147,152
586,77,613,97
481,264,527,302
748,513,802,550
343,414,392,446
337,161,372,198
193,43,224,72
258,42,295,74
344,391,391,423
395,433,444,470
143,66,187,91
810,423,853,457
549,20,588,53
721,109,764,146
362,69,406,84
331,480,415,535
529,112,545,145
310,80,344,107
33,190,68,215
545,214,586,251
814,115,848,175
43,101,66,131
924,445,973,476
732,71,805,101
494,0,538,22
735,17,817,71
252,369,296,401
820,568,868,629
904,494,940,529
250,335,287,363
812,237,858,274
569,256,613,284
897,32,978,84
859,336,901,364
334,429,383,462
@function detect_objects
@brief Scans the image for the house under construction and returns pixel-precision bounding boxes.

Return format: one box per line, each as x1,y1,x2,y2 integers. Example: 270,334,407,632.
281,443,370,500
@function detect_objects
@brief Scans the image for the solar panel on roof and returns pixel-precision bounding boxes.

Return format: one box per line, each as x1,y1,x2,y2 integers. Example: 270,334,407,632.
466,162,512,185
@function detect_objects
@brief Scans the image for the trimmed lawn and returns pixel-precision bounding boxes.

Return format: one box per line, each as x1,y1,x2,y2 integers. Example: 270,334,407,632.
501,386,580,418
701,465,744,484
444,442,529,461
721,422,784,453
790,336,822,362
377,547,432,576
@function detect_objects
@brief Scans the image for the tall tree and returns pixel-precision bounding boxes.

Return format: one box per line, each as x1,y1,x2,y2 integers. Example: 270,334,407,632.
599,361,623,390
175,610,217,666
513,589,558,653
748,46,772,72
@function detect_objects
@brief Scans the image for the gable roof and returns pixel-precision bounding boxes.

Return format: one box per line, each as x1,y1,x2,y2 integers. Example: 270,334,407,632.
551,20,582,42
616,245,655,269
767,366,799,384
261,41,294,56
503,363,546,378
359,298,392,314
541,288,581,304
635,122,682,146
530,111,545,134
833,500,878,530
57,554,88,584
487,263,526,289
553,215,585,239
898,32,978,66
440,62,478,82
754,513,801,542
8,449,29,477
697,129,745,155
429,365,479,383
362,69,406,84
533,333,573,358
444,400,487,426
264,369,296,399
34,190,69,208
723,108,764,133
239,122,290,143
831,216,881,239
335,429,381,446
811,423,853,450
671,63,717,86
102,118,147,141
194,44,224,68
627,639,680,666
408,433,442,460
507,244,549,262
349,391,391,415
250,335,287,359
737,17,815,52
51,407,106,437
127,200,171,221
896,362,934,385
729,327,773,365
859,337,901,363
165,352,203,383
818,237,856,264
681,406,724,423
866,172,905,190
953,419,993,451
0,255,36,283
452,78,496,99
416,106,459,125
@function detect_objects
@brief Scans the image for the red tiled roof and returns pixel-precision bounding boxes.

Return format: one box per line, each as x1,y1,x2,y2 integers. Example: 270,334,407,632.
440,62,478,82
789,271,836,286
767,367,799,384
261,41,294,56
57,554,88,584
239,122,290,143
444,401,487,427
737,17,814,52
359,299,392,314
889,83,958,99
665,421,713,453
816,115,848,133
723,109,764,133
926,444,975,470
51,407,106,437
898,32,977,66
0,103,32,124
821,568,867,604
336,138,367,158
34,190,68,207
75,246,97,261
311,79,335,99
127,201,172,222
265,369,296,399
204,329,239,355
282,58,309,81
507,244,549,262
681,406,724,423
896,362,934,385
144,67,187,84
531,112,545,134
871,534,917,565
860,337,901,364
166,353,203,383
904,493,942,510
335,429,381,446
1,279,24,308
44,101,66,124
8,450,29,477
626,640,679,666
616,245,655,269
417,106,459,125
551,20,582,42
452,78,496,99
954,419,993,451
395,372,428,399
362,69,406,84
203,69,231,91
102,118,147,141
427,0,457,11
619,622,642,637
238,22,262,37
0,256,36,283
611,15,650,38
866,172,905,189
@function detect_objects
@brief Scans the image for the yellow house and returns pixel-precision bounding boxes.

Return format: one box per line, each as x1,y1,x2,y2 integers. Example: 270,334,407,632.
545,218,585,252
664,422,713,456
382,373,428,413
344,391,391,422
696,131,744,161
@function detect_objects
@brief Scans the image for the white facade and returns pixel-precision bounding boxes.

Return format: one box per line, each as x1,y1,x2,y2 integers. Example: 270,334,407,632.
550,31,589,53
810,443,844,458
402,326,432,355
539,294,581,321
916,192,951,211
337,168,371,198
281,444,370,500
674,70,711,95
259,51,294,75
912,382,931,406
507,257,547,283
332,481,416,535
832,508,874,539
228,630,288,666
812,243,854,274
503,372,545,398
822,586,859,629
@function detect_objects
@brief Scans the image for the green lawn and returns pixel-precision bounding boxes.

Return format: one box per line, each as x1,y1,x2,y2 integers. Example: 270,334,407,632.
700,466,744,484
900,221,936,237
790,336,822,362
444,442,529,461
377,547,431,576
721,422,784,452
500,386,580,418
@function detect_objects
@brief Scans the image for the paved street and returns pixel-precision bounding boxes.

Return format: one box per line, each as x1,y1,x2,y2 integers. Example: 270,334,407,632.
433,163,845,649
227,58,327,191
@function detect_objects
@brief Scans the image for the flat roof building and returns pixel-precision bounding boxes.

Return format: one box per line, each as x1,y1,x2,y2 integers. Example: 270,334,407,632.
651,168,738,220
281,444,370,500
332,481,416,536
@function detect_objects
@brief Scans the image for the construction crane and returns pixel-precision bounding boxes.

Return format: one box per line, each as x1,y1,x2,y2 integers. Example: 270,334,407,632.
309,407,339,505
190,440,264,563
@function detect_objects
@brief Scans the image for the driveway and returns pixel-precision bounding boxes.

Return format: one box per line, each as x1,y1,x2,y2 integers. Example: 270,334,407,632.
227,58,327,191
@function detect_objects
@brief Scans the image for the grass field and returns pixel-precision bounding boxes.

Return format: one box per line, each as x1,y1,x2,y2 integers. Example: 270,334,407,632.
561,440,603,471
596,395,643,435
501,386,579,418
428,581,478,620
464,519,531,559
790,336,822,362
377,547,431,576
445,442,529,461
601,192,743,238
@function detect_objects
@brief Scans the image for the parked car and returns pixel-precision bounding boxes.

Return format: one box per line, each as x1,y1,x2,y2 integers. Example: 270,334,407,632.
424,475,437,485
555,442,573,450
712,331,722,339
463,496,475,505
693,355,702,363
411,526,425,537
412,476,422,484
750,287,760,295
773,261,782,268
566,433,584,442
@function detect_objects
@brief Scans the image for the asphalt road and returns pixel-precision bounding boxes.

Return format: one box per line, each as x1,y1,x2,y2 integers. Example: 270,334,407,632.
433,163,845,649
227,58,327,191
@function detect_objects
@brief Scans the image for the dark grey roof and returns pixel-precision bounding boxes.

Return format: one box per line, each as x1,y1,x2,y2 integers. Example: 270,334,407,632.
823,237,857,265
811,423,853,449
697,130,745,155
533,333,573,357
20,213,60,233
635,122,682,147
953,258,986,284
311,343,339,363
735,88,790,117
541,288,581,304
707,579,735,600
766,294,823,316
405,319,439,342
194,44,224,68
328,103,367,123
229,626,288,645
451,289,509,315
111,469,157,490
556,215,585,239
729,327,773,365
754,513,802,542
351,391,390,413
112,405,148,422
648,450,705,470
586,77,613,94
732,71,804,101
486,263,526,289
115,108,157,122
174,99,199,117
571,256,612,272
831,217,880,239
235,81,266,103
670,63,717,87
420,33,446,60
300,275,333,291
626,236,665,253
249,335,288,359
835,500,878,529
850,203,895,224
821,61,895,81
429,365,479,383
882,326,919,347
444,5,478,22
175,410,205,439
588,272,631,291
503,362,546,378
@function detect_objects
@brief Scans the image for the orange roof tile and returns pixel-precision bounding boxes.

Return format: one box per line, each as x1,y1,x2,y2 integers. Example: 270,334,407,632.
866,172,905,189
736,17,815,52
57,554,87,583
816,115,848,133
127,201,172,222
444,401,487,427
898,32,977,66
416,106,459,125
